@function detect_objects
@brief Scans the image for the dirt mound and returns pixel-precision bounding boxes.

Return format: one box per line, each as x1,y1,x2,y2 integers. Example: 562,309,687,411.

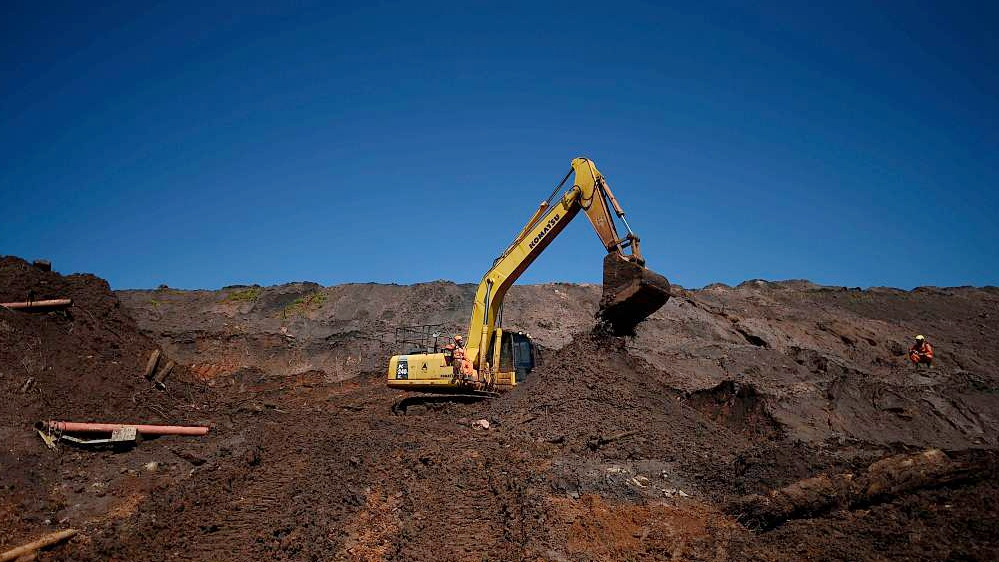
0,256,210,550
489,333,748,463
5,256,999,561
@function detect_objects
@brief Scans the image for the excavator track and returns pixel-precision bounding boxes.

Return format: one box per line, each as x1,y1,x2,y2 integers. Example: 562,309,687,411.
392,391,499,415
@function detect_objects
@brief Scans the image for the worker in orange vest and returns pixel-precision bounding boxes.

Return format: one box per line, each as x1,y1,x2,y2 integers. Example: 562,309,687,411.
908,335,934,368
452,335,467,376
451,334,478,381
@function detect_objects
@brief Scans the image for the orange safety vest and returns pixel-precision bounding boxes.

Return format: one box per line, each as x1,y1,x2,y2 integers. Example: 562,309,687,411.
909,341,933,363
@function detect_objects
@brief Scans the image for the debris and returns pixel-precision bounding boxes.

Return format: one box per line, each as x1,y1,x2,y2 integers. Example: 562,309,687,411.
36,429,57,450
628,475,649,488
586,429,639,450
144,461,160,472
662,488,690,498
153,360,175,390
727,449,981,530
55,425,138,447
20,377,35,393
0,528,78,561
472,419,490,430
44,421,210,436
142,349,161,380
0,299,73,313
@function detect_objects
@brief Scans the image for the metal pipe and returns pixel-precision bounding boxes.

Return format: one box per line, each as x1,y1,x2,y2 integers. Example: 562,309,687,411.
45,421,209,436
1,299,73,312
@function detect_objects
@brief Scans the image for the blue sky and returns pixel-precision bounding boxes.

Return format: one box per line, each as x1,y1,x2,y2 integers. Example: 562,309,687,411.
2,1,996,290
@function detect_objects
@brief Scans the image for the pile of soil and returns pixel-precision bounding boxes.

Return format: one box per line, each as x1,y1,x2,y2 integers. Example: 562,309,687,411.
53,333,997,561
4,256,998,561
0,256,210,550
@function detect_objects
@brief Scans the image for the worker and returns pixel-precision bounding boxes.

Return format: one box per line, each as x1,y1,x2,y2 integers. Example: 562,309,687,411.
908,335,934,368
452,335,466,376
451,334,479,381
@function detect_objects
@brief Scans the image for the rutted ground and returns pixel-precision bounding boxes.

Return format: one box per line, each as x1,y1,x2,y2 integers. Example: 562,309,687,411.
3,255,999,560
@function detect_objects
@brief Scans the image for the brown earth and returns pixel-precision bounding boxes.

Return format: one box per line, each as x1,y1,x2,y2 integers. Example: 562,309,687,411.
3,255,999,561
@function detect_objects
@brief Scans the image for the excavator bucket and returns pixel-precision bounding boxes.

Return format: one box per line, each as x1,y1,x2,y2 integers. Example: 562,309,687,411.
599,253,671,335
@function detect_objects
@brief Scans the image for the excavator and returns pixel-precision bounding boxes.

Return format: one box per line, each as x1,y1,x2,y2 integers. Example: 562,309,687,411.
386,157,670,398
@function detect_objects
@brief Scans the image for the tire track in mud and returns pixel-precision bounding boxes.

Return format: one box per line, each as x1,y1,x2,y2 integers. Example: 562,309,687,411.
386,435,546,560
181,437,311,559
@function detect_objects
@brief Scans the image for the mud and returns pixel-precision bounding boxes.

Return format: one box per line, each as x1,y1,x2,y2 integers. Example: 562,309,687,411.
4,256,999,561
597,253,671,335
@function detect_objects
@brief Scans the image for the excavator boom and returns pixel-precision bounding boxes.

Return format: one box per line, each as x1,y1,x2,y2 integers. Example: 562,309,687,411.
387,157,670,394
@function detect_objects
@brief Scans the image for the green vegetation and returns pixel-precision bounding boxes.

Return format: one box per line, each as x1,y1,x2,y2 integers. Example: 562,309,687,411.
281,290,327,319
225,286,262,303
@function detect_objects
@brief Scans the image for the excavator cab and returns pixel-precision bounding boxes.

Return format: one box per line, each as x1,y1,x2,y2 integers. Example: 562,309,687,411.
495,330,539,383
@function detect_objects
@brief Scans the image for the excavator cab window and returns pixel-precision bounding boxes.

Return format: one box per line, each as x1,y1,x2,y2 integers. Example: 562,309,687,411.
498,331,535,382
510,332,536,383
499,333,514,372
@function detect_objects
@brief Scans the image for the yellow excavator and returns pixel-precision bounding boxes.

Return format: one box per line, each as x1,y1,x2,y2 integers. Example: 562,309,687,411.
386,157,670,398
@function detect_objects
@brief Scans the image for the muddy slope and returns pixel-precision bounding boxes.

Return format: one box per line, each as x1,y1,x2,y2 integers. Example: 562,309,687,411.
45,335,999,562
122,279,999,449
4,256,999,561
0,257,212,551
117,281,600,380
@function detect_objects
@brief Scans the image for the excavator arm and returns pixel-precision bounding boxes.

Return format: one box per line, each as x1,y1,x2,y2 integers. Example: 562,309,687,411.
464,157,670,375
385,157,669,395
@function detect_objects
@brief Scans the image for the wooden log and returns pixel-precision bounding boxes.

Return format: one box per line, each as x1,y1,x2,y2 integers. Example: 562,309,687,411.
152,360,175,389
0,529,77,561
728,449,977,530
0,299,73,312
142,349,161,380
153,360,175,389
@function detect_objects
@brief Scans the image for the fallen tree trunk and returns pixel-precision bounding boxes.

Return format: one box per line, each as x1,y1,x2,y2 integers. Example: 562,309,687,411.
0,529,77,561
142,349,161,380
153,360,175,389
0,299,73,312
728,449,981,530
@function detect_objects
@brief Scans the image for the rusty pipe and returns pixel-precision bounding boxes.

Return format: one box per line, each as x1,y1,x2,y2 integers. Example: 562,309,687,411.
45,421,209,436
1,299,73,312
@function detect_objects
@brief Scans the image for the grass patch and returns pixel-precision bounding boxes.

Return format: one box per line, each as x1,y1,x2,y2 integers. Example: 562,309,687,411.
225,286,262,303
281,291,327,319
